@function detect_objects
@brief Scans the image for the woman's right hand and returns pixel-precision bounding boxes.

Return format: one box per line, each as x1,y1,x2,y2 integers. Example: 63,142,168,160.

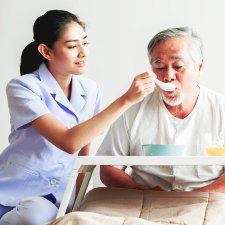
122,72,156,105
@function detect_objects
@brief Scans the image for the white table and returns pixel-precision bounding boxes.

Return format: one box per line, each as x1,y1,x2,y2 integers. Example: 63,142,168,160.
56,156,225,218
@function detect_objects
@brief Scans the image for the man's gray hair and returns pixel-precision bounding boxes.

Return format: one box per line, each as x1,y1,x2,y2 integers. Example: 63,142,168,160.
147,27,203,66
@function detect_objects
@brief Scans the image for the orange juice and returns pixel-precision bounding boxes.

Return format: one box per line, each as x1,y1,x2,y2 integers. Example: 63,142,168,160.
206,147,225,156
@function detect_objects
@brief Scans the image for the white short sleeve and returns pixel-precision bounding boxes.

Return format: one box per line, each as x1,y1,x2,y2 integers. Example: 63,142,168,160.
96,114,130,170
6,77,50,130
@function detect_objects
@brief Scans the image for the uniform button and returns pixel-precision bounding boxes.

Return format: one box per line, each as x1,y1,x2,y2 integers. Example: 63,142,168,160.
50,179,57,185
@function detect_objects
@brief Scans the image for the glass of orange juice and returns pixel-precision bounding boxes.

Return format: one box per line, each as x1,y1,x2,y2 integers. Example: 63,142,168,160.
205,147,225,156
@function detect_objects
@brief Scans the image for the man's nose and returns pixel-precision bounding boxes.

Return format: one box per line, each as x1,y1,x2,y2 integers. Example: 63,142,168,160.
163,68,176,82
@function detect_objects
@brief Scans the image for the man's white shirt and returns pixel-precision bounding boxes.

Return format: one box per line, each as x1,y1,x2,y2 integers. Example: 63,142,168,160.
97,86,225,191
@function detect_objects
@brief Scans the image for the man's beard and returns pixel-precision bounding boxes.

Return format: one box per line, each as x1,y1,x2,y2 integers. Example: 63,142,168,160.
161,90,184,106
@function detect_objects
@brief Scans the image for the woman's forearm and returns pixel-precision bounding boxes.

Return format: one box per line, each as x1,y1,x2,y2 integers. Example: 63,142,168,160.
66,73,155,153
67,95,133,152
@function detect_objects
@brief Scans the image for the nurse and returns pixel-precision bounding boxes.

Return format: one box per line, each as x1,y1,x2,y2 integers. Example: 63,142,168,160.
0,9,155,225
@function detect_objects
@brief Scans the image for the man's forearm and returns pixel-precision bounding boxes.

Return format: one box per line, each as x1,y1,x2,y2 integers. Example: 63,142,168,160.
194,174,225,193
100,165,146,190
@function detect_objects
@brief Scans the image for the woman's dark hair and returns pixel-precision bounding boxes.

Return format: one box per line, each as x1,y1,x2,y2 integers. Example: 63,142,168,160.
20,10,85,75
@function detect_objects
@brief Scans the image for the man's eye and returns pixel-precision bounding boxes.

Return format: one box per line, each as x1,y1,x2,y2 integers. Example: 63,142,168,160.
157,68,165,71
83,42,89,46
174,66,183,70
68,46,77,49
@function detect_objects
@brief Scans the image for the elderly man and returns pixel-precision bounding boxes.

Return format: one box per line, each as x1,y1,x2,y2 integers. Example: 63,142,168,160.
97,27,225,192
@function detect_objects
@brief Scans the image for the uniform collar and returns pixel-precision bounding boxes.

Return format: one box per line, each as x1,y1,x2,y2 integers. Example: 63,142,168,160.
38,63,86,117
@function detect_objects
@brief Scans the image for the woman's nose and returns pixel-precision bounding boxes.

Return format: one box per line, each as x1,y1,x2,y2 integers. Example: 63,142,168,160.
78,45,87,58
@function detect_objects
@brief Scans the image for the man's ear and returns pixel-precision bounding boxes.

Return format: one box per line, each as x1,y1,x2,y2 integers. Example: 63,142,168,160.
38,44,53,61
198,59,203,72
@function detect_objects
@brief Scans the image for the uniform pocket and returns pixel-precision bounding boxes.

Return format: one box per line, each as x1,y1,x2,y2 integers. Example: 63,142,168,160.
0,158,41,206
8,157,40,177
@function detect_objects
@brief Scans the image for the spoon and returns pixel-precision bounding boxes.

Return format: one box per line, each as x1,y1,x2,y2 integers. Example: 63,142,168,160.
153,78,176,92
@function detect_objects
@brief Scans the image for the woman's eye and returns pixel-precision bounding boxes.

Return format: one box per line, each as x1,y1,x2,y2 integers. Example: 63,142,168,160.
83,42,89,46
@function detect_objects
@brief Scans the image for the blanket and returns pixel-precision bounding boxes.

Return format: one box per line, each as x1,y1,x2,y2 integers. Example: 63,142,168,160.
45,187,225,225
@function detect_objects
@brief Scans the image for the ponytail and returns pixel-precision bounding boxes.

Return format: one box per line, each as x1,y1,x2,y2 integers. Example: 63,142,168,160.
20,41,46,75
20,10,85,75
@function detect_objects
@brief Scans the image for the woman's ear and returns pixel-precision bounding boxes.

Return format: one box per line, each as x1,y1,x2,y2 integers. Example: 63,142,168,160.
38,44,53,61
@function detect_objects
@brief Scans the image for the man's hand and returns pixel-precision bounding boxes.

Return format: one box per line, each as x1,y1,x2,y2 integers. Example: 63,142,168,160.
193,174,225,193
100,165,147,190
151,186,165,191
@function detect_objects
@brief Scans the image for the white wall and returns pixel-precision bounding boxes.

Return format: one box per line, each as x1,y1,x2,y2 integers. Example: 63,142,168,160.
1,0,225,154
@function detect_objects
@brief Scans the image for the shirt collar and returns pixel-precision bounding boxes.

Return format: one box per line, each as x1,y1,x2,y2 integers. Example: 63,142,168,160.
38,63,87,117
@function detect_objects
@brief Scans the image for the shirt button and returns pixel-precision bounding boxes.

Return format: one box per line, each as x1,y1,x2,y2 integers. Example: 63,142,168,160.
50,179,57,185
